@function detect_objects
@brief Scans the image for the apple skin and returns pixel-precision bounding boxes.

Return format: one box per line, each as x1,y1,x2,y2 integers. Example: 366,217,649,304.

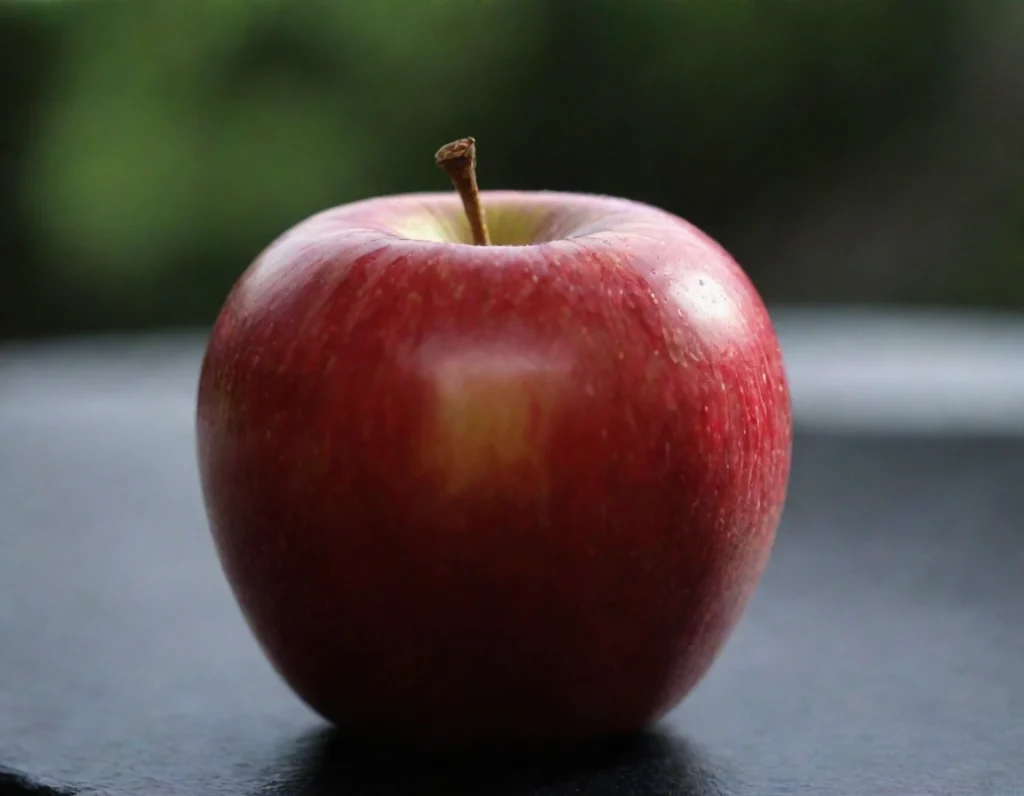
196,190,792,747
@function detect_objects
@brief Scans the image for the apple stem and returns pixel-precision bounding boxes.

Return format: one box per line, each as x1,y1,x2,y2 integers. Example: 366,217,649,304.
435,137,492,246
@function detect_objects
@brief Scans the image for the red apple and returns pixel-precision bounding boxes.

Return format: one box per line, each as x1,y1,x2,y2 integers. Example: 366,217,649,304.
196,139,792,747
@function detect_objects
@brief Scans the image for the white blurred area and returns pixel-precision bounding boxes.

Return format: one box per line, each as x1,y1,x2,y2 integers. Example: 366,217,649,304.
777,309,1024,435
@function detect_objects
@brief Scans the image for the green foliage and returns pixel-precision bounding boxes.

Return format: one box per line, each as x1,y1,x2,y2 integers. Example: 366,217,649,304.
2,0,1020,337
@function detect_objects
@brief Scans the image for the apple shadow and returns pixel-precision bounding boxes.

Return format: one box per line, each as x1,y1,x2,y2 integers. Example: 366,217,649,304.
0,765,76,796
269,726,734,796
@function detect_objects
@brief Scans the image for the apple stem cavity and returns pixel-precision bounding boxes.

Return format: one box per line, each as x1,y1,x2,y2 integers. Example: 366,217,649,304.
435,137,492,246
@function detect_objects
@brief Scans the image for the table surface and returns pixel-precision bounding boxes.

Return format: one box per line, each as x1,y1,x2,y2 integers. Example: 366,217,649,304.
1,311,1023,796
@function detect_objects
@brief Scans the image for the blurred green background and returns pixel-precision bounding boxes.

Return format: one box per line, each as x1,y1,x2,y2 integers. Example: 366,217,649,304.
2,0,1022,340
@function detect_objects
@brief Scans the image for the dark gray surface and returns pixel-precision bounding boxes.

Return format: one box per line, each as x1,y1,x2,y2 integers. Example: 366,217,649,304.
1,336,1023,795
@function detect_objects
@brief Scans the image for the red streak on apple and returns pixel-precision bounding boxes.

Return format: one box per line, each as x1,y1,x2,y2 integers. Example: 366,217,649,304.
196,188,792,747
